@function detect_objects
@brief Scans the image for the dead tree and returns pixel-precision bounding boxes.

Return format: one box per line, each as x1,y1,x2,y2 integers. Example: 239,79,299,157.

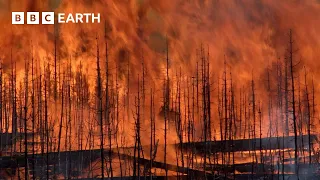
288,29,299,178
304,67,312,164
163,40,170,179
223,56,228,178
24,55,29,180
285,56,289,136
31,49,36,180
114,66,123,178
149,88,155,179
0,59,2,149
311,77,316,160
133,75,142,179
11,49,17,154
96,37,104,180
251,72,257,179
105,26,113,179
44,64,49,180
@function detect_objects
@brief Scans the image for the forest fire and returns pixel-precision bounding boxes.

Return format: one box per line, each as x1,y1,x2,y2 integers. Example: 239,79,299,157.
0,0,320,179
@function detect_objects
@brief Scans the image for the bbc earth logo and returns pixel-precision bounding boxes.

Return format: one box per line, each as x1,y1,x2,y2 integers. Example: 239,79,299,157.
12,12,101,24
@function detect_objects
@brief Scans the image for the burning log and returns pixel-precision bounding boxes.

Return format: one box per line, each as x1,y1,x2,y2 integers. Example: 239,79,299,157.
207,163,320,174
234,174,320,180
180,134,318,153
0,148,217,179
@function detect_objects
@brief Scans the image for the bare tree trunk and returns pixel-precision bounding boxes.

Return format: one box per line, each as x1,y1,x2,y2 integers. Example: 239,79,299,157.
251,72,256,180
288,29,299,178
0,59,2,152
24,56,29,180
44,66,49,180
96,37,105,180
150,88,154,179
304,67,312,165
115,66,123,178
164,40,169,180
31,50,36,180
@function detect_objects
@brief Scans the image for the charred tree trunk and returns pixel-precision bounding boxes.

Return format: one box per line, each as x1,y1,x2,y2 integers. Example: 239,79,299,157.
288,30,299,178
96,37,104,180
24,56,29,180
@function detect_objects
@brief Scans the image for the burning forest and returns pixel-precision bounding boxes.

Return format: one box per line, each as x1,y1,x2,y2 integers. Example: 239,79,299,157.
1,0,320,179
